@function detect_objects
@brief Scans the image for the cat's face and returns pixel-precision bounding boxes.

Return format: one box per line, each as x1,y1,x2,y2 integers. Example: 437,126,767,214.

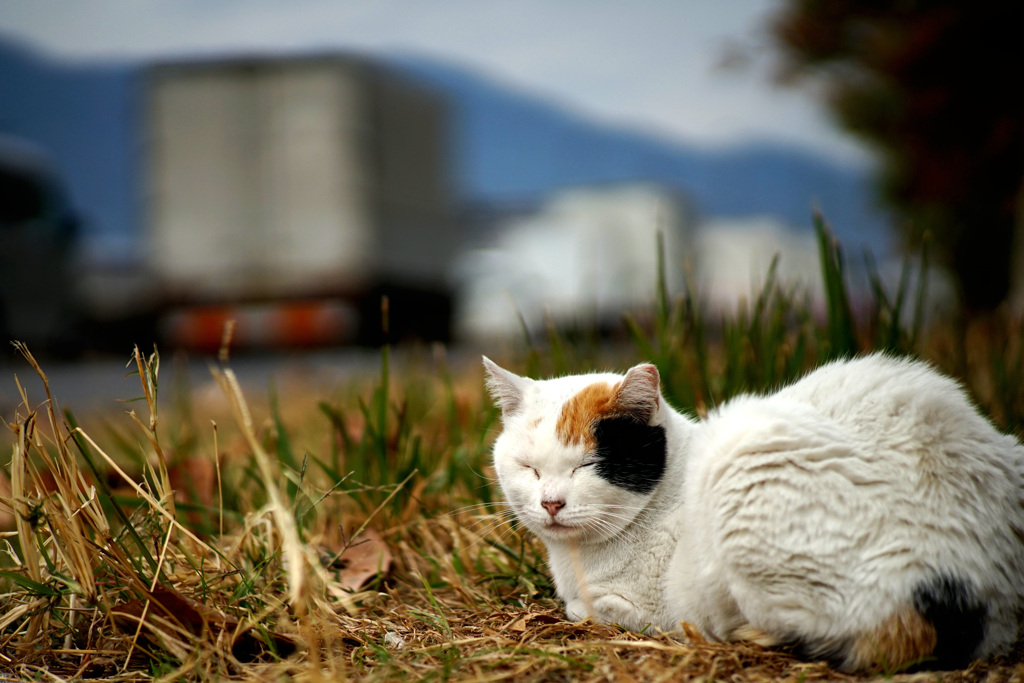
484,358,667,545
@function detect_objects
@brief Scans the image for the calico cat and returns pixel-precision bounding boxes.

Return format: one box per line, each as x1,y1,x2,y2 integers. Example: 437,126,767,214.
483,354,1024,673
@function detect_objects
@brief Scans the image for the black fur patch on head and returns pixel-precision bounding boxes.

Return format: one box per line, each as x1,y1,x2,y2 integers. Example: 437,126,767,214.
592,417,666,494
912,574,987,670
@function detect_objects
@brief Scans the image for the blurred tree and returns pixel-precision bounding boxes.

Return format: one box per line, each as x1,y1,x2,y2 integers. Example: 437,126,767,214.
772,0,1024,313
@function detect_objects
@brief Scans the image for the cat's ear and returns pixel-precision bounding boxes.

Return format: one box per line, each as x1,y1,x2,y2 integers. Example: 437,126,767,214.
482,356,532,418
615,363,661,423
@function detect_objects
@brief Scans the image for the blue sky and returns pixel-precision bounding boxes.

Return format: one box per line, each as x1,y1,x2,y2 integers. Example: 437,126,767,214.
0,0,871,166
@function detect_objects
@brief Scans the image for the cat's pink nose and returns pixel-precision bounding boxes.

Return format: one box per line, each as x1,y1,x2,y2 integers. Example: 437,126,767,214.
541,500,565,517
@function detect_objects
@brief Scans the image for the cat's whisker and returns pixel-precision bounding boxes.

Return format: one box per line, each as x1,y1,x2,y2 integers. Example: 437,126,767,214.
453,520,511,539
449,515,518,540
460,510,518,534
459,509,522,542
489,523,528,548
445,501,511,518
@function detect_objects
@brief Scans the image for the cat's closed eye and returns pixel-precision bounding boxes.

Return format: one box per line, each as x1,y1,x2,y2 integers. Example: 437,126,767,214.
572,460,597,475
517,460,540,478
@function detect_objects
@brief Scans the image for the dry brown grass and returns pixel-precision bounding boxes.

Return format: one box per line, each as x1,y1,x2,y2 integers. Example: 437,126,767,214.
2,337,1024,683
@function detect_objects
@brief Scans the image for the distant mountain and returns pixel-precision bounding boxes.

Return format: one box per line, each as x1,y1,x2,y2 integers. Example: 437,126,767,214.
389,56,892,253
0,37,893,258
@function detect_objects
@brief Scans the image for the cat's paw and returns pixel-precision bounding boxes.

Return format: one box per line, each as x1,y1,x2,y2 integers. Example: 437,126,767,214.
565,594,645,630
593,594,645,629
565,598,591,623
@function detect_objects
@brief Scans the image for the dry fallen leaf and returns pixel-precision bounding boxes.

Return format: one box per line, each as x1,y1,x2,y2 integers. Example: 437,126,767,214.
506,612,562,633
324,527,394,591
167,455,216,507
111,583,297,662
0,470,13,529
166,454,218,528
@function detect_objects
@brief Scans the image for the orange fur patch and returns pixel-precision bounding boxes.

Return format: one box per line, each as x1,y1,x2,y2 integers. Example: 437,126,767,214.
556,381,622,448
848,605,937,673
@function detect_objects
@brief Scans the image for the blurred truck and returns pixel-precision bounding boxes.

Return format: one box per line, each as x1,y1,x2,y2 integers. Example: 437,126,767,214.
142,54,458,348
0,135,85,357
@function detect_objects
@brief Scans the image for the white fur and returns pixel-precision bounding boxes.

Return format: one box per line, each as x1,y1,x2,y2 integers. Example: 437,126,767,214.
485,353,1024,666
669,354,1024,662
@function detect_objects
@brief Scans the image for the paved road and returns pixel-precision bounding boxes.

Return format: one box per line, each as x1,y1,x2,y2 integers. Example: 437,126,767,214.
0,347,392,418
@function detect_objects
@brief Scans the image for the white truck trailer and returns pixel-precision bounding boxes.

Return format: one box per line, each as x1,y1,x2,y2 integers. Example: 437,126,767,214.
144,55,457,348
